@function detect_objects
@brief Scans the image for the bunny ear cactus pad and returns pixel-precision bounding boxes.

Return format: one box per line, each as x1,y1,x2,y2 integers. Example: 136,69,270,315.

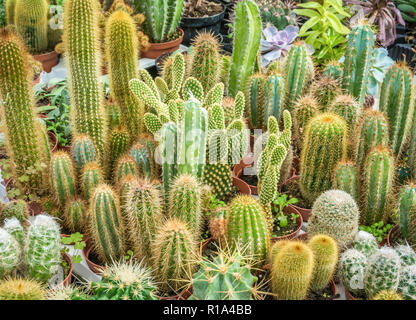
338,248,367,296
0,228,21,278
397,184,416,245
228,0,262,97
50,151,77,209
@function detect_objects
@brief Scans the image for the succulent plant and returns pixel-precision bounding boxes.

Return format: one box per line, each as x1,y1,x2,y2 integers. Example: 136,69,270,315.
373,289,403,300
64,197,87,233
333,161,358,202
105,126,130,178
114,155,138,187
50,151,77,209
395,244,416,267
0,228,20,278
257,0,298,30
353,231,378,257
367,47,394,96
0,277,45,300
311,76,341,108
339,248,367,296
70,135,99,175
0,200,29,225
397,0,416,23
80,161,104,203
328,94,360,136
46,284,87,300
397,184,416,246
397,264,416,300
129,142,154,180
292,95,319,145
6,0,17,25
3,218,25,248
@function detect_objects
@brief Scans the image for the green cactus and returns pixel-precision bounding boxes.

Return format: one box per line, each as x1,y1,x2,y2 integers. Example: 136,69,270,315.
89,260,157,300
228,0,262,97
361,146,395,226
333,160,358,202
339,248,367,296
299,113,347,203
0,228,20,278
257,0,298,30
14,0,48,54
379,62,415,157
341,24,375,107
46,284,88,300
118,174,136,216
80,161,104,203
292,95,319,145
25,214,62,283
395,244,416,267
3,218,25,248
373,290,403,300
88,184,125,264
151,218,198,293
63,0,107,158
64,197,87,233
202,163,232,202
328,94,360,135
323,60,343,81
245,73,266,129
114,155,138,187
70,135,99,175
397,184,416,245
159,122,178,195
308,234,339,291
353,231,378,257
0,29,50,195
271,241,314,300
220,55,231,94
129,142,153,180
106,126,130,178
397,265,416,300
6,0,16,25
308,190,360,248
0,278,45,300
364,247,401,298
106,103,122,129
226,195,270,266
263,73,286,128
50,151,76,209
311,76,341,108
105,9,143,138
0,200,29,225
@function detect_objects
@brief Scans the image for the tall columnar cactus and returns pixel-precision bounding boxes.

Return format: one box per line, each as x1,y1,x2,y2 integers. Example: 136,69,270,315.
353,231,378,257
308,234,339,291
263,74,286,128
64,197,87,233
106,126,130,178
136,0,184,43
339,248,367,296
14,0,48,54
0,278,45,300
70,135,99,175
397,184,416,245
226,195,270,266
228,0,262,97
125,180,163,262
378,62,415,157
105,9,143,139
354,110,389,173
129,142,153,180
50,151,76,209
333,161,358,202
311,76,341,108
271,241,314,300
159,122,178,195
3,218,24,248
63,0,107,158
328,94,360,135
25,215,62,283
361,146,395,226
364,247,401,298
188,32,221,93
0,29,50,195
151,218,198,292
284,42,308,111
114,155,138,187
299,113,347,203
293,95,319,145
308,190,360,248
80,161,104,203
245,73,266,129
397,265,416,300
88,184,125,263
0,228,20,278
6,0,17,25
341,24,375,107
0,200,29,225
118,174,136,211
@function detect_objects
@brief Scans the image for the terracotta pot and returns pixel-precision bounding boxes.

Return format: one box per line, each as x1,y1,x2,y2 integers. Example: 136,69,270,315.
62,252,73,287
28,201,44,216
33,51,59,73
82,246,105,275
387,224,400,247
345,289,359,300
271,206,303,243
141,29,184,60
48,131,58,152
232,176,251,195
233,161,257,195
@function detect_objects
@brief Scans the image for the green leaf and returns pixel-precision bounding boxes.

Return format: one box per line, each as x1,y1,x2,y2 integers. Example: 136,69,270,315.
298,16,321,36
293,8,321,18
326,12,350,34
325,0,351,17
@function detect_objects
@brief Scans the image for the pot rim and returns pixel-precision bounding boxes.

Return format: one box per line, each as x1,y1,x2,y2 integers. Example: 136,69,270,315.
146,28,184,49
181,3,226,21
271,206,304,242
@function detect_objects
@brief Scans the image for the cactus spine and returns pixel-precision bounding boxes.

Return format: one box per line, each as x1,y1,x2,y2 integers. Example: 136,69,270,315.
0,29,50,195
311,76,341,107
228,0,262,97
397,265,416,300
341,24,375,107
106,126,130,178
3,218,24,248
63,0,107,158
293,95,319,145
353,231,378,257
339,249,367,296
0,228,20,278
333,161,358,202
6,0,16,25
373,290,403,300
50,151,76,209
245,73,266,129
80,161,104,202
64,197,87,233
114,155,138,187
129,142,153,180
328,94,360,135
70,135,99,175
0,200,29,225
0,278,45,300
263,74,285,128
397,184,416,245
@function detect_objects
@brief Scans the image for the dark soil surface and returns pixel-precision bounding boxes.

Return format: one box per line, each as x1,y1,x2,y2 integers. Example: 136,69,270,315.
240,174,258,187
183,0,224,18
271,211,299,238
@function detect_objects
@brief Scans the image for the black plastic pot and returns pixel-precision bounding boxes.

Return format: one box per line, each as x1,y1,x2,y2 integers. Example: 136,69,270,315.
388,43,415,67
180,3,226,46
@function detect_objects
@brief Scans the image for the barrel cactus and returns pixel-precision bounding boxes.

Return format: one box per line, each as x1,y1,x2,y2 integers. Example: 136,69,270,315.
311,75,341,108
80,161,104,202
339,248,367,296
353,231,378,257
0,200,29,225
398,184,416,246
373,290,403,300
64,197,87,233
397,264,416,300
114,155,138,187
292,95,319,145
328,94,360,135
0,278,45,300
106,126,130,178
70,135,98,175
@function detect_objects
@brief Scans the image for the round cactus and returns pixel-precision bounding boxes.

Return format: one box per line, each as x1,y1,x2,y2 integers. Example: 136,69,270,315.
3,218,25,248
0,228,21,278
70,135,99,174
397,264,416,300
311,75,341,108
328,94,360,135
50,151,77,208
364,247,401,298
353,231,378,257
308,234,339,291
394,244,416,267
333,160,358,202
46,284,87,300
271,241,314,300
373,290,403,300
397,183,416,245
292,95,319,145
80,161,104,203
0,200,29,225
269,240,290,263
64,197,87,233
209,208,228,246
114,155,138,187
0,277,45,300
338,248,367,296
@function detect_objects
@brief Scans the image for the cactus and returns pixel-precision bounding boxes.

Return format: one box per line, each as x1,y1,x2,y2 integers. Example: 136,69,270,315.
89,260,157,300
323,60,343,82
226,195,270,266
46,284,87,300
63,0,107,158
328,94,360,135
353,231,378,257
0,228,20,278
114,155,138,187
50,151,76,209
106,103,122,129
151,218,198,292
203,162,232,201
0,278,45,300
80,161,104,202
70,135,99,175
245,73,266,129
257,0,298,30
136,0,184,43
364,247,401,298
25,215,62,283
333,161,358,202
105,9,143,138
220,55,231,94
159,122,178,195
228,0,262,97
14,0,48,54
354,110,389,173
373,290,403,300
284,42,308,111
379,62,415,157
188,32,221,93
292,95,319,145
129,142,153,180
308,190,360,249
270,241,314,300
361,146,395,226
341,24,375,107
311,76,341,108
269,240,290,263
88,184,125,264
339,248,367,296
0,200,29,225
0,29,50,195
209,207,227,246
308,234,338,291
395,244,416,267
190,250,257,300
397,264,416,300
6,0,16,25
262,74,286,128
118,174,136,213
64,197,87,233
299,113,347,203
3,218,24,248
106,126,130,178
125,179,163,262
397,184,416,245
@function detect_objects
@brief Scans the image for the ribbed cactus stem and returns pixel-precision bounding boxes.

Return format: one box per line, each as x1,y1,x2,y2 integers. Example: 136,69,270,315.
105,126,130,179
64,197,87,233
0,228,21,278
293,95,319,145
50,151,76,209
263,74,285,128
6,0,17,25
245,73,266,129
333,161,358,202
0,278,45,300
0,200,29,225
3,218,25,248
80,161,104,203
70,135,98,175
398,184,416,245
114,155,138,187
